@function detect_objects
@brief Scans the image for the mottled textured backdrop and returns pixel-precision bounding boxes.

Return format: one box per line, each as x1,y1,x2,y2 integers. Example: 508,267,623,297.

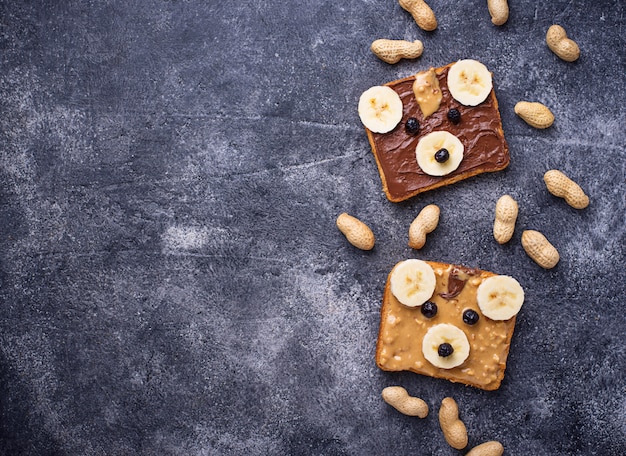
0,0,624,455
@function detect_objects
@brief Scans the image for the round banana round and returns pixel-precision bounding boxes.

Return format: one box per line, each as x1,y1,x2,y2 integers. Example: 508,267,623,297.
447,59,493,106
422,324,470,369
389,259,436,308
358,85,403,133
477,275,525,320
416,131,464,176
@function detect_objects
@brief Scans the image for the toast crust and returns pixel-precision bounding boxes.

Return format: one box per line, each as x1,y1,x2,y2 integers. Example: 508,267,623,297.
376,260,517,391
364,63,510,202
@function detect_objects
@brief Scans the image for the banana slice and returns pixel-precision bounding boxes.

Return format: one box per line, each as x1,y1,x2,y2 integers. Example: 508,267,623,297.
447,59,493,106
389,259,436,308
416,131,464,176
422,324,470,369
476,275,524,320
358,86,403,133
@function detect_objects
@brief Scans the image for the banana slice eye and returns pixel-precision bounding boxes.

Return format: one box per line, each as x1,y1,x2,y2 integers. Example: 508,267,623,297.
415,131,464,176
422,323,470,369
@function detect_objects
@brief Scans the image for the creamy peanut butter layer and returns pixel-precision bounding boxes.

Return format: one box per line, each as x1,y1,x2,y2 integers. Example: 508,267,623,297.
376,261,517,391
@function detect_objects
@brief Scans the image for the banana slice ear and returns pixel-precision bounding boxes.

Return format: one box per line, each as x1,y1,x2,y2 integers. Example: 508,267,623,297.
358,86,404,133
447,59,493,106
389,259,436,308
476,275,524,320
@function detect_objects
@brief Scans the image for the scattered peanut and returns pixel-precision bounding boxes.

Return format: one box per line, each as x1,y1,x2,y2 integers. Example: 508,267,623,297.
543,169,589,209
521,230,560,269
399,0,437,32
408,204,440,249
546,24,580,62
487,0,509,26
371,39,424,64
381,386,429,418
493,195,518,244
336,213,375,250
514,101,555,129
439,397,468,450
466,440,505,456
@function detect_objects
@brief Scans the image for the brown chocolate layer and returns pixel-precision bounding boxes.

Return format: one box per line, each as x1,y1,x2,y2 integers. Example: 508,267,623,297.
366,65,509,202
439,265,480,299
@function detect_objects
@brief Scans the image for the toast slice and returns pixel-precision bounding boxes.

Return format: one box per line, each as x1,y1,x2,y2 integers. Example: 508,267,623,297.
376,261,518,391
364,62,509,202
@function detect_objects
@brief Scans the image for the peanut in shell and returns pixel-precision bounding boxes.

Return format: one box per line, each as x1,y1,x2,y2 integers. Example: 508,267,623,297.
336,213,375,250
544,169,589,209
493,195,518,244
371,39,423,64
514,101,554,129
521,230,559,269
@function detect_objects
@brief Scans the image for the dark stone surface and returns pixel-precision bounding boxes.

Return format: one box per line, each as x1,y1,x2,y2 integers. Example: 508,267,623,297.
0,0,624,454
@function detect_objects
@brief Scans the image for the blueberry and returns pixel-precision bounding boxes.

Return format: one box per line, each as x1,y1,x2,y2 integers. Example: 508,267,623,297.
434,148,449,163
447,108,461,124
405,117,420,135
421,301,438,318
463,309,480,325
438,343,454,357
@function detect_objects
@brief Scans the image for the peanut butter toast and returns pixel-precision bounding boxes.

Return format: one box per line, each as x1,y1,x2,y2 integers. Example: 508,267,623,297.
376,260,524,391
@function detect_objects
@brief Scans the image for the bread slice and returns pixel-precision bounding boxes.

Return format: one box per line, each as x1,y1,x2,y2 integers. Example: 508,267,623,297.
364,62,509,202
376,261,517,391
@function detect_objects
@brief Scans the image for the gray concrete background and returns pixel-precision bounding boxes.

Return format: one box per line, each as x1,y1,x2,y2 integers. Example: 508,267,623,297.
0,0,624,454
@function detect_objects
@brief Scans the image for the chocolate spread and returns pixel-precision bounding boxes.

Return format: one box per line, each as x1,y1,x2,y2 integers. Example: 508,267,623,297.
440,266,480,299
368,65,509,201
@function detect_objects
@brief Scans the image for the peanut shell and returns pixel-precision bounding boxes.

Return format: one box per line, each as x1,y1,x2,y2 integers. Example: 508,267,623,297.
408,204,440,249
336,213,375,250
488,0,509,26
439,397,468,450
493,195,518,244
381,386,428,418
546,25,580,62
466,441,505,456
521,230,559,269
514,101,555,129
544,169,589,209
371,39,423,64
398,0,437,31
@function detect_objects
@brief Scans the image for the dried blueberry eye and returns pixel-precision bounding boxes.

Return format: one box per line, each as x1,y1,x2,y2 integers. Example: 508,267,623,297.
463,309,480,325
447,108,461,124
434,148,449,163
405,117,420,135
421,301,438,318
438,343,454,357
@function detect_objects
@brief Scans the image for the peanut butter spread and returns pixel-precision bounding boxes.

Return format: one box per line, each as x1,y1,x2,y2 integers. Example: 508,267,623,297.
376,261,516,391
412,68,442,118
